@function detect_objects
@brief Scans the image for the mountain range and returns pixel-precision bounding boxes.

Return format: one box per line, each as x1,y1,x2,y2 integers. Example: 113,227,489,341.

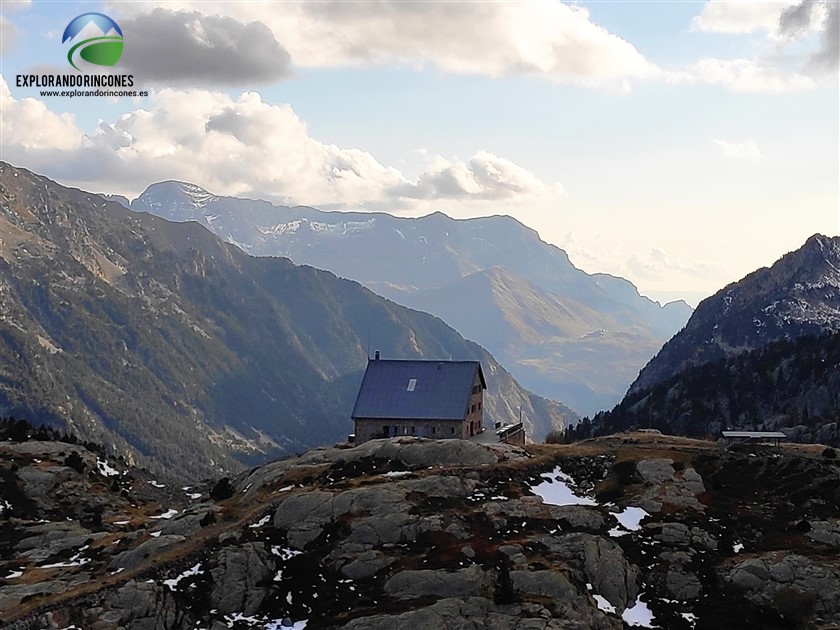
0,162,575,479
574,235,840,443
127,180,692,415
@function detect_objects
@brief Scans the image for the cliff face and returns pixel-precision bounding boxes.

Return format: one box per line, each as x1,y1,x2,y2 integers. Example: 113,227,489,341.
3,428,839,629
629,234,840,396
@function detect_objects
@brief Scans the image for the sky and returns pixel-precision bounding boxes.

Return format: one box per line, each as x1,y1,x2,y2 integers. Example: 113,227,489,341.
1,0,837,306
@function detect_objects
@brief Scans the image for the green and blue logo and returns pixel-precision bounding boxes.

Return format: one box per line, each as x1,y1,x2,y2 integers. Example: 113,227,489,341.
62,13,123,72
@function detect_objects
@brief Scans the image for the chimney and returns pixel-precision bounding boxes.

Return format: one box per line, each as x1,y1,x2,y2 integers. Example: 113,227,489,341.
374,351,380,360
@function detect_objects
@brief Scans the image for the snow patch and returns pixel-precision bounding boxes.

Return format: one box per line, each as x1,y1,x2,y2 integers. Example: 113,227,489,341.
96,459,120,477
593,594,616,614
271,546,302,561
151,509,178,519
530,467,597,507
612,507,649,531
250,515,271,528
164,563,203,591
622,597,655,627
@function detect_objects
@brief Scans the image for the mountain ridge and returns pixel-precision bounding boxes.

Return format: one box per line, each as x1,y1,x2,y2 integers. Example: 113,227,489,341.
130,180,692,414
628,233,840,395
0,162,576,479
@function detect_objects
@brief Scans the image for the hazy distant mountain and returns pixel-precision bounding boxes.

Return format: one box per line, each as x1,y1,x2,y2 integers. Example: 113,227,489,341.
393,266,664,414
0,163,575,479
629,234,840,395
132,181,692,414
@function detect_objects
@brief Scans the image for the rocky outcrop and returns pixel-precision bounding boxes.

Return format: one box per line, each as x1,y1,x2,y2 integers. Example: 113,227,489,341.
3,433,840,630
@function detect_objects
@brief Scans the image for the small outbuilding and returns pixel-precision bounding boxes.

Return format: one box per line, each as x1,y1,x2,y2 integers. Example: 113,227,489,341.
721,430,787,447
351,355,486,444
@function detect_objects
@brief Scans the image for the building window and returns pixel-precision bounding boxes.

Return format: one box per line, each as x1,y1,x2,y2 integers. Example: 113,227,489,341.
407,378,417,392
411,426,415,434
450,427,455,435
432,427,437,434
382,425,388,436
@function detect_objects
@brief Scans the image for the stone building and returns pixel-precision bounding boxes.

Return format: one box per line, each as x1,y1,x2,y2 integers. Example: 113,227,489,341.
351,355,486,444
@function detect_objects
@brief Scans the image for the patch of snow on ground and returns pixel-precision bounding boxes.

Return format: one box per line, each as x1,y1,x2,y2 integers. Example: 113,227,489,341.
187,492,202,500
613,507,649,531
593,594,616,614
97,459,119,476
164,563,203,590
733,542,744,553
608,527,629,537
148,480,165,488
681,612,697,627
5,569,23,579
530,466,597,506
250,515,271,528
276,485,294,493
113,520,130,525
266,620,307,629
382,471,412,478
151,509,178,519
622,597,655,627
271,547,302,560
40,552,90,569
150,531,162,538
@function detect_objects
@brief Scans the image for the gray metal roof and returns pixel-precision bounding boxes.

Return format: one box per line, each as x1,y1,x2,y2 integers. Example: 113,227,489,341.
722,431,787,439
352,359,485,421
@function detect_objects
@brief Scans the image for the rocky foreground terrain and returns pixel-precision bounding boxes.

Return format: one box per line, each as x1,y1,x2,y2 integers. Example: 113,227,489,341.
1,431,839,629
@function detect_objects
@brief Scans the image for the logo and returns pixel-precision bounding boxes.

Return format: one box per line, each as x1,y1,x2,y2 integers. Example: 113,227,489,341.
62,13,123,72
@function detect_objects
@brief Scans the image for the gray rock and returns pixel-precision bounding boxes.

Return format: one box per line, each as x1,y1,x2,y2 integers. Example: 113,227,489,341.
209,543,274,616
537,533,639,609
107,535,186,571
0,582,69,613
511,570,576,601
340,551,395,579
727,554,840,615
636,459,674,485
385,565,486,599
340,596,606,630
150,512,206,537
807,521,840,547
101,580,178,630
666,569,702,600
654,523,717,550
15,521,101,562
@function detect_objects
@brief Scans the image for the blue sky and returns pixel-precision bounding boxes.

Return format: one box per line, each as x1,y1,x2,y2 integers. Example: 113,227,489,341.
1,0,837,305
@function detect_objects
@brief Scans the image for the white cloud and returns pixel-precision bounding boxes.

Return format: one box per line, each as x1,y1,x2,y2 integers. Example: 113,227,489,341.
692,1,800,35
682,57,815,93
626,248,729,282
1,0,30,14
117,9,292,85
0,76,560,210
690,0,838,76
0,15,19,55
712,138,761,160
0,77,81,150
395,151,562,201
111,1,659,86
